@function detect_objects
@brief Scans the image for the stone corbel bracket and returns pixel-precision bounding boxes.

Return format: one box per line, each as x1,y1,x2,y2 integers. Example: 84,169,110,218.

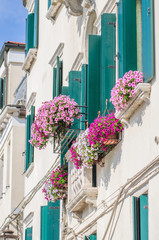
22,49,38,73
64,0,83,16
46,0,63,22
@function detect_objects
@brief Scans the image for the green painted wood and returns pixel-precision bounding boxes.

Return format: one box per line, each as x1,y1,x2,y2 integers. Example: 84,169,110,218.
69,71,81,130
53,68,57,99
92,165,96,187
0,78,3,109
140,194,148,240
87,35,101,124
89,234,97,240
48,0,51,9
47,201,60,239
59,61,63,94
29,106,35,165
118,0,137,78
25,115,31,171
34,0,39,48
56,57,60,96
3,77,5,107
41,202,60,240
26,13,34,54
101,13,116,114
81,64,87,130
25,227,32,240
142,0,154,81
41,206,48,240
62,86,69,95
133,197,140,240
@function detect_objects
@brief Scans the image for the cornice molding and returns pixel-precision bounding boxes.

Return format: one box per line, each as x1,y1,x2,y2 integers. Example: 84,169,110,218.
49,43,64,67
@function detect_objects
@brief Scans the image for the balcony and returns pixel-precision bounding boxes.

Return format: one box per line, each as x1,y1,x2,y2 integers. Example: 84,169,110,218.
115,83,151,127
66,150,98,214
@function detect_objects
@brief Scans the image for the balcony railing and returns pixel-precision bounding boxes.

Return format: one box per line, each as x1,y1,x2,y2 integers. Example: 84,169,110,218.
65,150,98,213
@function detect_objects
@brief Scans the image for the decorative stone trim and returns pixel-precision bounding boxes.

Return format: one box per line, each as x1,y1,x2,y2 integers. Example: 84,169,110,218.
115,83,151,127
66,150,98,214
26,92,36,112
23,212,34,226
81,0,92,8
46,1,63,22
66,187,98,212
26,0,34,13
65,0,83,16
22,49,38,73
65,52,83,82
94,0,116,33
49,43,64,67
25,162,34,178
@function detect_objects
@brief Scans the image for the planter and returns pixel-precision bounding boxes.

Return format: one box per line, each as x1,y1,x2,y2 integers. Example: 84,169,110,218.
104,133,119,145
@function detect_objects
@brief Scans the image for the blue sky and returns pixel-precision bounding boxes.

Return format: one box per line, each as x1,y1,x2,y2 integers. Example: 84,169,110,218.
0,0,27,49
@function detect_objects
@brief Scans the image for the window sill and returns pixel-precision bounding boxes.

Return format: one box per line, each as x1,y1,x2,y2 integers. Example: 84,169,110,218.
115,83,151,127
22,48,38,73
25,162,34,178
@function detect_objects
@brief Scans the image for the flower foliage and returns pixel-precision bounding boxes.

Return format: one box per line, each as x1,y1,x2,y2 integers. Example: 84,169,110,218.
87,113,123,151
42,164,68,202
29,95,82,149
70,129,103,169
110,71,143,111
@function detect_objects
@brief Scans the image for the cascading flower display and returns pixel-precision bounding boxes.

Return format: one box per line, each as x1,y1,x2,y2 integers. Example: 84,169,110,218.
29,95,82,149
70,129,103,169
110,71,143,111
42,164,68,202
87,113,124,151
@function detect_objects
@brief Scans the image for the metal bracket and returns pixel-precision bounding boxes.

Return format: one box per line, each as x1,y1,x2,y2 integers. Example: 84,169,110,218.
108,65,116,69
114,52,119,61
108,22,116,27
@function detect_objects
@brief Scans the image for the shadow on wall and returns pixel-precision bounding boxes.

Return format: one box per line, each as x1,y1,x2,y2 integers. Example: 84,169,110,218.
129,101,149,128
99,140,123,190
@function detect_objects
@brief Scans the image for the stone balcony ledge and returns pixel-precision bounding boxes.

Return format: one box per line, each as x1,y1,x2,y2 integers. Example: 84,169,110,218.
115,83,151,127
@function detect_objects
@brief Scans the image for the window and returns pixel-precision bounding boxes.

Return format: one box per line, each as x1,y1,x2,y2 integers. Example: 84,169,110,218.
133,194,148,240
118,0,154,82
0,77,5,109
26,0,39,54
25,106,35,171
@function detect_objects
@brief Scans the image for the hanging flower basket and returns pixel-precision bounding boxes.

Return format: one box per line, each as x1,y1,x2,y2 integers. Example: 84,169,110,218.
42,164,68,202
110,70,143,111
87,113,123,152
29,95,82,150
70,129,104,169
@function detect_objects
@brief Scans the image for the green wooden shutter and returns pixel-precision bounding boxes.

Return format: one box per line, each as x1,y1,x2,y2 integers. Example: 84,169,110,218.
87,35,101,124
62,86,69,95
0,79,3,109
3,77,5,107
89,234,97,240
25,227,32,240
140,194,148,240
53,68,57,98
101,13,116,113
25,115,31,171
69,71,81,130
56,57,60,96
41,201,60,240
29,106,35,165
26,13,34,54
34,0,39,48
48,0,51,9
41,206,48,240
81,64,87,130
118,0,137,78
133,197,140,240
142,0,154,81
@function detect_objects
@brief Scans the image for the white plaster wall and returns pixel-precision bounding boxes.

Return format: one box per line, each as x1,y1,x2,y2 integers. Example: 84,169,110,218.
7,62,25,104
23,0,159,240
0,118,25,227
7,50,25,66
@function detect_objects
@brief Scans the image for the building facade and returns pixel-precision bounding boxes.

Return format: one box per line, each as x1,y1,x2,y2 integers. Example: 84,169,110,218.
0,42,26,238
0,0,158,239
